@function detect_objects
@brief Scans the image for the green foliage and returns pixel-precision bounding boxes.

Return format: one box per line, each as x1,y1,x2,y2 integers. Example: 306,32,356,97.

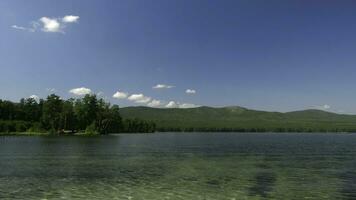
15,121,27,132
48,128,58,135
60,99,76,132
0,121,32,133
122,118,156,133
95,103,123,134
18,98,42,122
0,100,16,120
27,122,46,133
0,94,155,134
42,94,63,131
120,106,356,133
85,122,99,135
74,95,99,130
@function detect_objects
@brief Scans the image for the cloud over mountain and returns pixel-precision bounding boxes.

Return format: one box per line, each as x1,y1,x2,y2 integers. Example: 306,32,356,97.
113,91,128,99
128,94,151,104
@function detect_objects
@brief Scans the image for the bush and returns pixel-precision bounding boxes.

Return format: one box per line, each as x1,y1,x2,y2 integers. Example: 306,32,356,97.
27,122,46,133
0,121,32,133
6,122,16,132
15,121,28,132
85,123,98,135
48,128,57,135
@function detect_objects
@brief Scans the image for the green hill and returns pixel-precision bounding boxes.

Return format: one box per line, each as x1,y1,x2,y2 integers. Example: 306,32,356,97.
120,106,356,132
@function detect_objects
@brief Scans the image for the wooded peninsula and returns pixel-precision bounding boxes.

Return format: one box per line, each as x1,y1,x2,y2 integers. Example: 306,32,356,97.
0,94,155,135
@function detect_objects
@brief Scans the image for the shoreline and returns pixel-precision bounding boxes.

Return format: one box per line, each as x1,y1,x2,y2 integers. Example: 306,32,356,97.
1,131,355,136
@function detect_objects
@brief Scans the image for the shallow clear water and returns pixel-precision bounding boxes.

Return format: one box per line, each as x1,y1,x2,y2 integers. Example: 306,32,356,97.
0,132,356,200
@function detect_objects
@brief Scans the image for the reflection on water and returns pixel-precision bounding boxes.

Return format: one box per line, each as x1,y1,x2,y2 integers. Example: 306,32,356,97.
0,133,356,199
248,171,276,198
340,171,356,200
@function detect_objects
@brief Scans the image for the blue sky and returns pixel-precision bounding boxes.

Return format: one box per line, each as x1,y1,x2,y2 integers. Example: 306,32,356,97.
1,0,356,113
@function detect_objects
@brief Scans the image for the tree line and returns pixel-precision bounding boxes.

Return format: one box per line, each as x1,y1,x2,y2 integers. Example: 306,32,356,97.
156,127,356,133
0,94,155,134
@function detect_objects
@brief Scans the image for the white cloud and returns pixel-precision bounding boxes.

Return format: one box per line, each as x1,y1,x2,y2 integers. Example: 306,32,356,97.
153,84,174,89
323,104,331,110
11,25,26,30
110,88,199,109
315,104,331,110
128,94,151,104
147,99,162,107
40,17,61,32
186,89,196,94
29,95,40,102
164,101,200,109
113,91,128,99
179,103,200,109
12,15,79,33
69,87,92,96
11,24,36,32
62,15,79,23
165,101,179,108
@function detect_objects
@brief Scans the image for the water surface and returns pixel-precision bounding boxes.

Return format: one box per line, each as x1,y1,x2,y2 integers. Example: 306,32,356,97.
0,132,356,199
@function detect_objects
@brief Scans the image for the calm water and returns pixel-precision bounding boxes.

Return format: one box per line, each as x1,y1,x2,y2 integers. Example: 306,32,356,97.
0,133,356,200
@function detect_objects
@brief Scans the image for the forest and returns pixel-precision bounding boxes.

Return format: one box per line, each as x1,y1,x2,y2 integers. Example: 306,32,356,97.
0,94,156,135
120,106,356,133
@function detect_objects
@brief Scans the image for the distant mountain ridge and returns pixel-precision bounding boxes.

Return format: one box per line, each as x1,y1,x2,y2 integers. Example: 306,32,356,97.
120,106,356,132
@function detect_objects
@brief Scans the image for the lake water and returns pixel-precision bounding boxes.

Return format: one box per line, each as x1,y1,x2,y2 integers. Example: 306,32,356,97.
0,133,356,200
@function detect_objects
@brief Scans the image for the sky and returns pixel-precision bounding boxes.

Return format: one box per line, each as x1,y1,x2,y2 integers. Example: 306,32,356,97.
1,0,356,113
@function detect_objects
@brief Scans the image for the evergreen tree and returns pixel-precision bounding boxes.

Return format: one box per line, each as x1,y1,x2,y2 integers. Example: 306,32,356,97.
42,94,63,132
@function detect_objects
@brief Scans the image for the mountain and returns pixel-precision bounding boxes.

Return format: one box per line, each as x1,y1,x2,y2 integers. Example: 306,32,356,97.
120,106,356,132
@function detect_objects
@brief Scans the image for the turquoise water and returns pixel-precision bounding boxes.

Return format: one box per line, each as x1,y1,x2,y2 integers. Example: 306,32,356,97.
0,132,356,199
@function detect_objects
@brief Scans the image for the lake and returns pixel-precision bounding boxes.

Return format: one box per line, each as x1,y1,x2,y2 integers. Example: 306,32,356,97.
0,132,355,199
